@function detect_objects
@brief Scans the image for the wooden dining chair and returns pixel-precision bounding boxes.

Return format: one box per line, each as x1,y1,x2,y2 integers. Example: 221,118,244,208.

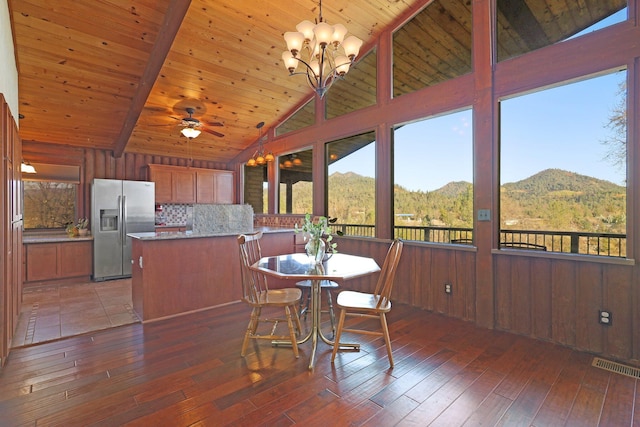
331,239,404,368
237,231,303,358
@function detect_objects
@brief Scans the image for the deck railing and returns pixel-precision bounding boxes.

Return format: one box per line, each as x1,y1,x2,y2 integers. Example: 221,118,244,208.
329,223,627,258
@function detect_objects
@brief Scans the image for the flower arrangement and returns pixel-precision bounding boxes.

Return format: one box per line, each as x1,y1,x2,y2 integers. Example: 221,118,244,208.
295,214,338,262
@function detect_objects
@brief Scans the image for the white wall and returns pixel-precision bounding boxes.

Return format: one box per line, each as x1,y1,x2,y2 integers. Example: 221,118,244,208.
0,0,18,122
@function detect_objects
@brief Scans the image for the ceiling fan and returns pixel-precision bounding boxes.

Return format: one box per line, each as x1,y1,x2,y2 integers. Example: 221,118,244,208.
170,107,224,138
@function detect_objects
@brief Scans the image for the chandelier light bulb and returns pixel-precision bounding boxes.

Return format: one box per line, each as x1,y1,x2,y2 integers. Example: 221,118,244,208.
334,55,350,75
282,51,299,73
332,24,348,46
313,22,333,46
296,20,315,41
284,32,304,55
342,35,363,59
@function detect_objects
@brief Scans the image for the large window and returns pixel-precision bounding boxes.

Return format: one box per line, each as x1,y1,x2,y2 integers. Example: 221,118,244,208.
393,110,473,243
326,131,376,237
497,1,627,62
244,164,268,214
276,99,315,136
23,163,80,229
325,49,377,119
278,148,312,214
393,0,472,98
499,70,627,257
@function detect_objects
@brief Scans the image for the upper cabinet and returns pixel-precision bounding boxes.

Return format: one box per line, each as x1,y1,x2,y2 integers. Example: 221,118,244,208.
148,164,234,204
196,169,235,204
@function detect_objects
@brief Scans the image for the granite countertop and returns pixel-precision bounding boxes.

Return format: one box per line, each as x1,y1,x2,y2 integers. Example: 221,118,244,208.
24,233,94,244
128,226,294,241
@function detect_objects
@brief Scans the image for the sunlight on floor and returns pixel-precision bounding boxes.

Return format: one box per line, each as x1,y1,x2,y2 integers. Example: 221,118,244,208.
12,279,139,347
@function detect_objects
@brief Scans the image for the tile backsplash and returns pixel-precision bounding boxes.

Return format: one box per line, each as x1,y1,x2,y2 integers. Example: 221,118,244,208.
156,204,190,226
157,203,254,234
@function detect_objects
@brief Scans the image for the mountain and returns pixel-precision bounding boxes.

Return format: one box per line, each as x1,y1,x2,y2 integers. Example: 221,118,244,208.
502,168,624,198
289,168,626,233
499,169,625,232
433,181,472,198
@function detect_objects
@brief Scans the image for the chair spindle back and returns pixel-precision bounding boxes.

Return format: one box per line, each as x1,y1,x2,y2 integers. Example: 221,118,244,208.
373,239,404,309
238,231,269,304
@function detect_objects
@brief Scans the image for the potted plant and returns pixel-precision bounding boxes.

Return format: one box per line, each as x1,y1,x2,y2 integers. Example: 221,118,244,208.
295,213,338,263
76,218,89,236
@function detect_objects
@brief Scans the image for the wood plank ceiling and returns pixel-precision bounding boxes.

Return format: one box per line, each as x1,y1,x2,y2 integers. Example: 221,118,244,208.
8,0,626,165
8,0,421,164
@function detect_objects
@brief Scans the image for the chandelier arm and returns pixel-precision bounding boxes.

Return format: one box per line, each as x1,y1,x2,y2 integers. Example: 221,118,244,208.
288,56,319,79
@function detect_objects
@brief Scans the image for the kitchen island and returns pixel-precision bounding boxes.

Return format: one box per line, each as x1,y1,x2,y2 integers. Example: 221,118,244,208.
129,227,296,322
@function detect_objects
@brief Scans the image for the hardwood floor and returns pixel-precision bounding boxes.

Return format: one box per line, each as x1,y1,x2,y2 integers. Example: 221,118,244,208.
0,302,637,426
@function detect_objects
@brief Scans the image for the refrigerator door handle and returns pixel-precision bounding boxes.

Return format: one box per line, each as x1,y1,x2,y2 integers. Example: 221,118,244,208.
122,195,127,238
117,195,123,245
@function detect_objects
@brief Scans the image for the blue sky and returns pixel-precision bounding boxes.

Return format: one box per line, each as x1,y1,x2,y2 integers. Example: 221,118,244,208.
329,8,628,192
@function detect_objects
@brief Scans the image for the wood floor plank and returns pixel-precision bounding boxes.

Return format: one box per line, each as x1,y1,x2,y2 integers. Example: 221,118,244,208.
0,303,636,426
598,371,636,426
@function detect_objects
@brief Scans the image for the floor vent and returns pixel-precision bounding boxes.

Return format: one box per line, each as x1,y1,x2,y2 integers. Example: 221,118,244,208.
592,357,640,379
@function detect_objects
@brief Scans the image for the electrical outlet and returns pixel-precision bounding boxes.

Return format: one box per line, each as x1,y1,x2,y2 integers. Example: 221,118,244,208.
444,283,452,295
599,310,612,325
477,209,491,221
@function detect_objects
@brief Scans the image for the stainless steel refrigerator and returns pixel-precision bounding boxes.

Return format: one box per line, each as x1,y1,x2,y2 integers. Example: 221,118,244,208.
92,179,155,281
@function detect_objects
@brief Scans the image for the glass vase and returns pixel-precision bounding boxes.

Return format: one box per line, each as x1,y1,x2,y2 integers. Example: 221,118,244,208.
305,237,325,264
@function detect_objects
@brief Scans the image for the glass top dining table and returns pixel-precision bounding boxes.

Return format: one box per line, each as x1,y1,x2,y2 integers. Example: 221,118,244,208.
251,252,380,369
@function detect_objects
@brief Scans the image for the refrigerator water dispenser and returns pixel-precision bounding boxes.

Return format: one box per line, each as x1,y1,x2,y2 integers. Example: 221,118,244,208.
100,209,118,231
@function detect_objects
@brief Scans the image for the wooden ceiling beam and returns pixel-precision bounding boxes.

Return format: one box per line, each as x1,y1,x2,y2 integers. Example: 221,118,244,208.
113,0,191,158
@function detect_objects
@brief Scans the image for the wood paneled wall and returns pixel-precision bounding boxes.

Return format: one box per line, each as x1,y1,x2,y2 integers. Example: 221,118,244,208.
334,238,477,321
336,236,639,365
495,253,637,362
22,140,231,218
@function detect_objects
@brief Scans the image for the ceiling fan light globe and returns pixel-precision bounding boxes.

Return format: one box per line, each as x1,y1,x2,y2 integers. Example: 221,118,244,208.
181,127,201,139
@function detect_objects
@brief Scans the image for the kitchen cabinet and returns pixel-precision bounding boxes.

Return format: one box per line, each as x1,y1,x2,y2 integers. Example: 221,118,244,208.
147,164,196,204
150,166,173,202
148,164,234,204
24,240,93,285
1,95,23,365
196,169,235,204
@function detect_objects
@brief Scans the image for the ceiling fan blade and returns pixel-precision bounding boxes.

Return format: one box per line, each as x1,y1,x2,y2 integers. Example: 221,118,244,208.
169,116,182,121
203,128,224,138
205,121,224,127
